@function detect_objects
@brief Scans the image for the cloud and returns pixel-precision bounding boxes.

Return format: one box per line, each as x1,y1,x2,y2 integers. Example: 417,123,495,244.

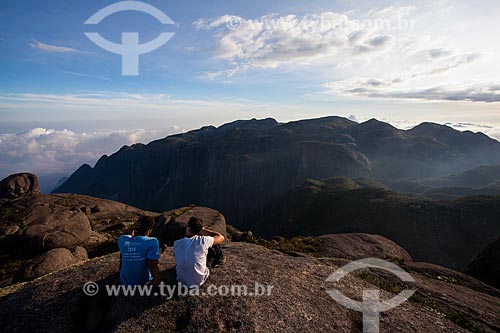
194,11,403,77
428,48,453,59
195,4,496,107
62,71,111,81
484,128,500,141
325,79,500,102
430,122,500,141
0,128,179,192
366,6,416,18
0,92,258,110
423,53,481,76
347,114,359,122
322,47,491,103
194,6,484,83
29,39,83,53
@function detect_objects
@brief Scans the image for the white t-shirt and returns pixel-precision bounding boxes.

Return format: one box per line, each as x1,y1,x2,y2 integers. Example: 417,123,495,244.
173,235,214,287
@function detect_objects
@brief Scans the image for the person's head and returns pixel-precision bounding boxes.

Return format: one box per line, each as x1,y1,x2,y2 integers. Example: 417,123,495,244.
134,216,155,236
186,217,203,237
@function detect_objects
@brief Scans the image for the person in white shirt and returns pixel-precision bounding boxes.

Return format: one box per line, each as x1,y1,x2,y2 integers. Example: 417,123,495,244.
173,217,225,287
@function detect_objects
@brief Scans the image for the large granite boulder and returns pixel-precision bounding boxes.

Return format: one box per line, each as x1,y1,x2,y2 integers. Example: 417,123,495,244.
152,206,227,246
0,173,40,199
317,233,413,262
22,209,92,251
14,246,88,282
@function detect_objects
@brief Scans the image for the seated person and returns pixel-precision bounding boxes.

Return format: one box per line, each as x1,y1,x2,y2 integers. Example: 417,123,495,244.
118,216,161,286
173,217,225,287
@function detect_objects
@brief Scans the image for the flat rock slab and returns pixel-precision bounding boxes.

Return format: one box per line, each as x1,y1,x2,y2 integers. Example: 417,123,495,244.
0,243,478,333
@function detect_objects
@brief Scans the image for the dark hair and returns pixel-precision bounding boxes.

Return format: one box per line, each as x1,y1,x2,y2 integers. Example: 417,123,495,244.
135,216,155,235
187,217,203,235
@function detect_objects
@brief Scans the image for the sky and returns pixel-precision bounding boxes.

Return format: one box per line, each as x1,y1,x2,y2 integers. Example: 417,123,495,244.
1,0,500,191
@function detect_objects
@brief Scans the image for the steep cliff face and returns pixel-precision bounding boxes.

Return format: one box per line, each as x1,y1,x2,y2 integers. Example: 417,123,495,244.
54,117,373,225
53,116,500,227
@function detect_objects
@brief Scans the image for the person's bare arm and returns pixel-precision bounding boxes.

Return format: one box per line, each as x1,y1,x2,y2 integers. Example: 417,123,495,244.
124,220,142,235
148,259,161,286
202,227,225,245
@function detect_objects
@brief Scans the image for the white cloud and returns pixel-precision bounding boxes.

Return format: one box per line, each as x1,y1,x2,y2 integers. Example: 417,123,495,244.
324,79,500,103
194,7,484,82
321,46,495,102
0,92,260,111
29,39,83,53
194,10,409,77
427,48,453,59
196,3,500,106
62,70,111,81
366,6,416,18
0,128,178,191
348,114,359,122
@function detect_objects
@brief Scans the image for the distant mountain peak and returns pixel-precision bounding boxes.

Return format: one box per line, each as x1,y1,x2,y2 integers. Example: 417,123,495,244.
409,122,454,133
217,118,279,132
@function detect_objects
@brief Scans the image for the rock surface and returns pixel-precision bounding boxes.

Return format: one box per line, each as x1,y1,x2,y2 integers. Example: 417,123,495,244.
14,246,88,282
152,206,227,246
2,242,498,332
0,173,40,199
0,183,228,286
0,190,157,285
22,209,92,251
316,233,413,262
467,236,500,289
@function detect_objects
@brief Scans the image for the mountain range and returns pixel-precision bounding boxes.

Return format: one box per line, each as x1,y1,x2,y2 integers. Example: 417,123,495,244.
53,116,500,229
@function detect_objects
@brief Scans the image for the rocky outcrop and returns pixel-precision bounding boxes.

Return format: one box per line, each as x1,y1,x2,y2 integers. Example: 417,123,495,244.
256,178,500,270
0,173,40,199
316,233,412,262
14,246,88,282
1,242,498,332
22,209,92,251
0,187,158,285
0,180,229,286
467,236,500,289
152,206,227,246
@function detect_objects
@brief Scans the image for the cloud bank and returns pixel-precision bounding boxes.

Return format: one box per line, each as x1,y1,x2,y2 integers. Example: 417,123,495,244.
325,80,500,103
0,127,178,192
195,10,411,78
195,5,499,103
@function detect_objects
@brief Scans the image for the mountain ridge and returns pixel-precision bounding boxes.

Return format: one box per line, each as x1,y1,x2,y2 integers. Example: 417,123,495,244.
255,177,500,270
53,116,500,228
